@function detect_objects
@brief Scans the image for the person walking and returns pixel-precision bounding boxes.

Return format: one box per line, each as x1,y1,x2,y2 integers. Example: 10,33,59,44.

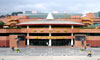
87,51,92,57
11,47,15,51
2,59,4,60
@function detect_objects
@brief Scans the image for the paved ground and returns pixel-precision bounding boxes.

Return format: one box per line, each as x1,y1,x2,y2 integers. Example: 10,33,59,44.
0,56,100,60
0,47,100,56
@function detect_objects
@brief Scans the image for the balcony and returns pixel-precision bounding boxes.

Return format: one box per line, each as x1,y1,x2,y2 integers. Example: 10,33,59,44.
27,28,80,33
0,29,7,33
79,29,100,33
86,36,100,40
0,28,100,33
0,29,27,33
0,36,9,40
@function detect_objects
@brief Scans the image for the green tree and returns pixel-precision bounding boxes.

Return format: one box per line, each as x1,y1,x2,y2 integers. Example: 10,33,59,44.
0,21,5,25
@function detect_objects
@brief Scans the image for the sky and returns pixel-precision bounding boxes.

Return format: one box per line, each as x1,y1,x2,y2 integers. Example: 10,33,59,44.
0,0,100,14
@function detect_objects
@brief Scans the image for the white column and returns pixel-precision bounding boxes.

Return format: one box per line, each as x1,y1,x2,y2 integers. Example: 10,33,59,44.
27,26,29,29
49,25,52,46
49,33,51,46
71,25,74,29
71,39,73,46
71,33,74,46
49,39,51,46
27,26,30,45
49,25,51,30
71,33,73,36
27,33,29,46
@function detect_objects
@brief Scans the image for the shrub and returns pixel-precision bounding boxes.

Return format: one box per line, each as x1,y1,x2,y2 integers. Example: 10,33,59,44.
49,30,52,32
56,30,60,33
34,37,38,39
80,27,96,29
37,37,40,39
40,30,44,32
64,30,67,32
33,30,37,32
0,21,5,25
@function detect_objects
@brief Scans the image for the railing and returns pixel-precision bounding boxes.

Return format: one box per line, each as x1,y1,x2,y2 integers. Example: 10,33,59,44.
0,28,100,33
80,27,96,29
27,28,80,33
26,36,74,39
0,36,9,40
82,21,93,25
86,36,100,40
0,29,27,33
79,29,100,33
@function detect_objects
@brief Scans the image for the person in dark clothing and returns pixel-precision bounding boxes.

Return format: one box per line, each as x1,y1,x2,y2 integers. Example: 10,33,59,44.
11,47,15,51
2,59,4,60
87,51,92,57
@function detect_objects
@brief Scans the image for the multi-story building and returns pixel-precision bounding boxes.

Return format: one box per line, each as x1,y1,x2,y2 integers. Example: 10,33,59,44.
0,11,100,48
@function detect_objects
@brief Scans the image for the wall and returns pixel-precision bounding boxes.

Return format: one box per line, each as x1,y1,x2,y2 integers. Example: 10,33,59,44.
0,36,9,47
9,35,18,48
9,35,26,48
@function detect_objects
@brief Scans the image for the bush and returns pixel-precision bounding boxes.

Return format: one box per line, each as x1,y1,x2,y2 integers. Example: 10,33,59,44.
40,30,44,32
3,26,22,29
49,30,52,32
56,30,60,32
64,30,67,32
33,30,37,32
80,27,96,29
0,21,5,25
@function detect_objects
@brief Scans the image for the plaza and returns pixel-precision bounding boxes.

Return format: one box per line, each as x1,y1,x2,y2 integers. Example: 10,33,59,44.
0,47,100,60
0,47,100,56
0,56,100,60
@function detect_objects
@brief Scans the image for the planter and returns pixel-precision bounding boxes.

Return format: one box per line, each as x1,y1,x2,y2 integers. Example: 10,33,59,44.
33,30,37,32
49,30,52,32
40,30,44,32
64,30,67,32
56,30,60,33
34,37,41,39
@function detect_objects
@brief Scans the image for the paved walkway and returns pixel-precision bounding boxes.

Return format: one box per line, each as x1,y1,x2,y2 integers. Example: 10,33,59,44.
0,47,100,56
0,56,100,60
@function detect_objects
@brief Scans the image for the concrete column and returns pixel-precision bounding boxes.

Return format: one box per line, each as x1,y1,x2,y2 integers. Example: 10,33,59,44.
48,25,52,46
49,39,52,46
27,26,30,45
71,33,73,36
71,33,74,46
27,26,29,29
71,25,74,29
49,25,51,30
27,33,29,45
71,39,73,46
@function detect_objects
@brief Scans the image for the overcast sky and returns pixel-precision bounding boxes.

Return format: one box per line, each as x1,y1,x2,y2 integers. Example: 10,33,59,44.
0,0,100,14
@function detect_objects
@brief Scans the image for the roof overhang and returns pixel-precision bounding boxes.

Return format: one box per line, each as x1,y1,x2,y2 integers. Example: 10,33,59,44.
16,19,84,26
16,24,84,26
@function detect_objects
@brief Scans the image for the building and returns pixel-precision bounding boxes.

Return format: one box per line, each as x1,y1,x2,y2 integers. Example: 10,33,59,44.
0,12,100,48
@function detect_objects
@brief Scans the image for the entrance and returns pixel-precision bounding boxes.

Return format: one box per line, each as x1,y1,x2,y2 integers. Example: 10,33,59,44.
52,39,71,46
29,39,71,46
29,39,49,46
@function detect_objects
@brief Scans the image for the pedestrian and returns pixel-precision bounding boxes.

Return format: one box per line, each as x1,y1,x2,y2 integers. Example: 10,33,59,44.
84,46,86,50
2,59,4,60
11,47,15,51
87,51,92,57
